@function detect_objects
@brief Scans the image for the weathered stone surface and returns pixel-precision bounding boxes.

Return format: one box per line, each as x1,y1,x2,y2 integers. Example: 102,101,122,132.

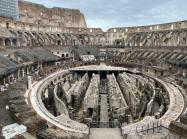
84,74,100,112
37,128,87,139
180,115,187,124
170,121,187,137
19,0,87,28
107,73,128,118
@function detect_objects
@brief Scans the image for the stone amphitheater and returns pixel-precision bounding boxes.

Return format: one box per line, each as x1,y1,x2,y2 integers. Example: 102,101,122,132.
0,0,187,139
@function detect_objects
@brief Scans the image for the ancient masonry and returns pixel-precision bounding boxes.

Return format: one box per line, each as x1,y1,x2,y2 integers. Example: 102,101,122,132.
0,0,187,139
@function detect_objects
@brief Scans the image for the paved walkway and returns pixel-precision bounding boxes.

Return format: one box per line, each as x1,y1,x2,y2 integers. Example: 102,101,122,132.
100,94,109,122
99,80,109,127
89,128,122,139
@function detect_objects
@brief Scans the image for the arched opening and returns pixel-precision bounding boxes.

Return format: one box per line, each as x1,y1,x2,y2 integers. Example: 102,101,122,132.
5,38,11,46
81,40,84,45
71,95,75,107
61,54,65,58
87,108,93,117
0,38,3,46
57,40,61,45
12,39,17,46
57,34,60,38
6,22,9,29
66,53,69,58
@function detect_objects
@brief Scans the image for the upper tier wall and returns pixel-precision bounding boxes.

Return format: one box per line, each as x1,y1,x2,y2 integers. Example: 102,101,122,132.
106,20,187,46
18,0,87,28
2,19,187,36
107,20,187,33
2,13,187,47
0,19,103,35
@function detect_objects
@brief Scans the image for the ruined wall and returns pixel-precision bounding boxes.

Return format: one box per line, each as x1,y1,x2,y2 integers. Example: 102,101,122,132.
18,0,87,28
2,0,187,47
0,18,106,47
106,20,187,47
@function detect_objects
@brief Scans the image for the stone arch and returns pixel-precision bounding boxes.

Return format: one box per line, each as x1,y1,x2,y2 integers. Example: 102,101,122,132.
16,31,28,47
79,35,85,45
43,34,50,45
62,53,65,58
24,32,32,46
12,38,18,46
57,34,60,38
5,38,11,46
60,34,66,45
10,30,18,37
57,40,61,45
89,35,95,45
47,34,55,45
65,34,72,45
0,38,3,46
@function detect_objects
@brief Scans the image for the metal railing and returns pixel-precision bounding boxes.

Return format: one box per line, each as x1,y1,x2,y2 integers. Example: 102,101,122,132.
121,120,186,139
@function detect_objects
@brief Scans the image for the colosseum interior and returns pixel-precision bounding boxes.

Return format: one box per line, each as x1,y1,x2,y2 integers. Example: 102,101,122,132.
0,0,187,139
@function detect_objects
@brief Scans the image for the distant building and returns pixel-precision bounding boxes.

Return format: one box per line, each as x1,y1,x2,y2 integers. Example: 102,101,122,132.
0,0,19,20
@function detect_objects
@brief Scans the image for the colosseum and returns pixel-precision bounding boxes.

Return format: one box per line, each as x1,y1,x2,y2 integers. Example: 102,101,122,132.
0,0,187,139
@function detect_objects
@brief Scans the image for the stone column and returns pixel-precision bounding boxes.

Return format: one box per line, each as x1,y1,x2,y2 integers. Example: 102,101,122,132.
22,68,25,77
182,69,186,77
3,78,6,86
53,85,58,116
27,76,32,90
17,69,20,80
27,67,30,75
44,88,49,99
12,73,15,83
42,88,48,107
31,66,34,72
2,38,5,46
10,39,13,47
40,63,43,71
7,75,11,84
37,62,40,71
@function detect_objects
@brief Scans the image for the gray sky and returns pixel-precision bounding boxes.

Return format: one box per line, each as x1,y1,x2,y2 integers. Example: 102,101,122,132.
26,0,187,31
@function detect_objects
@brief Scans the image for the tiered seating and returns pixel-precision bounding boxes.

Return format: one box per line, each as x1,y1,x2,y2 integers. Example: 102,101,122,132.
122,50,187,68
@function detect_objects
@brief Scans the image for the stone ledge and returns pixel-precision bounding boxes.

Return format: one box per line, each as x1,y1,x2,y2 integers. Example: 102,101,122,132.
169,121,187,137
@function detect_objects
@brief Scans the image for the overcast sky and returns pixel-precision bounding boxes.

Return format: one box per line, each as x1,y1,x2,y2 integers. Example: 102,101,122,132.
26,0,187,31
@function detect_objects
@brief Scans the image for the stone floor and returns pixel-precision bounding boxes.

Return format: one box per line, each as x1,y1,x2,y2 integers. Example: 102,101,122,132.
100,94,109,123
99,79,110,128
89,128,122,139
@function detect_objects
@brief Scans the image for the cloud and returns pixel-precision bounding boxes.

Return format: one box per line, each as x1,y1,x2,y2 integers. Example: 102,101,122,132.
25,0,187,31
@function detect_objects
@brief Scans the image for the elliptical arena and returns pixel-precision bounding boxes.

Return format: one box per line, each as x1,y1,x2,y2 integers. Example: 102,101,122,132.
0,1,187,139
